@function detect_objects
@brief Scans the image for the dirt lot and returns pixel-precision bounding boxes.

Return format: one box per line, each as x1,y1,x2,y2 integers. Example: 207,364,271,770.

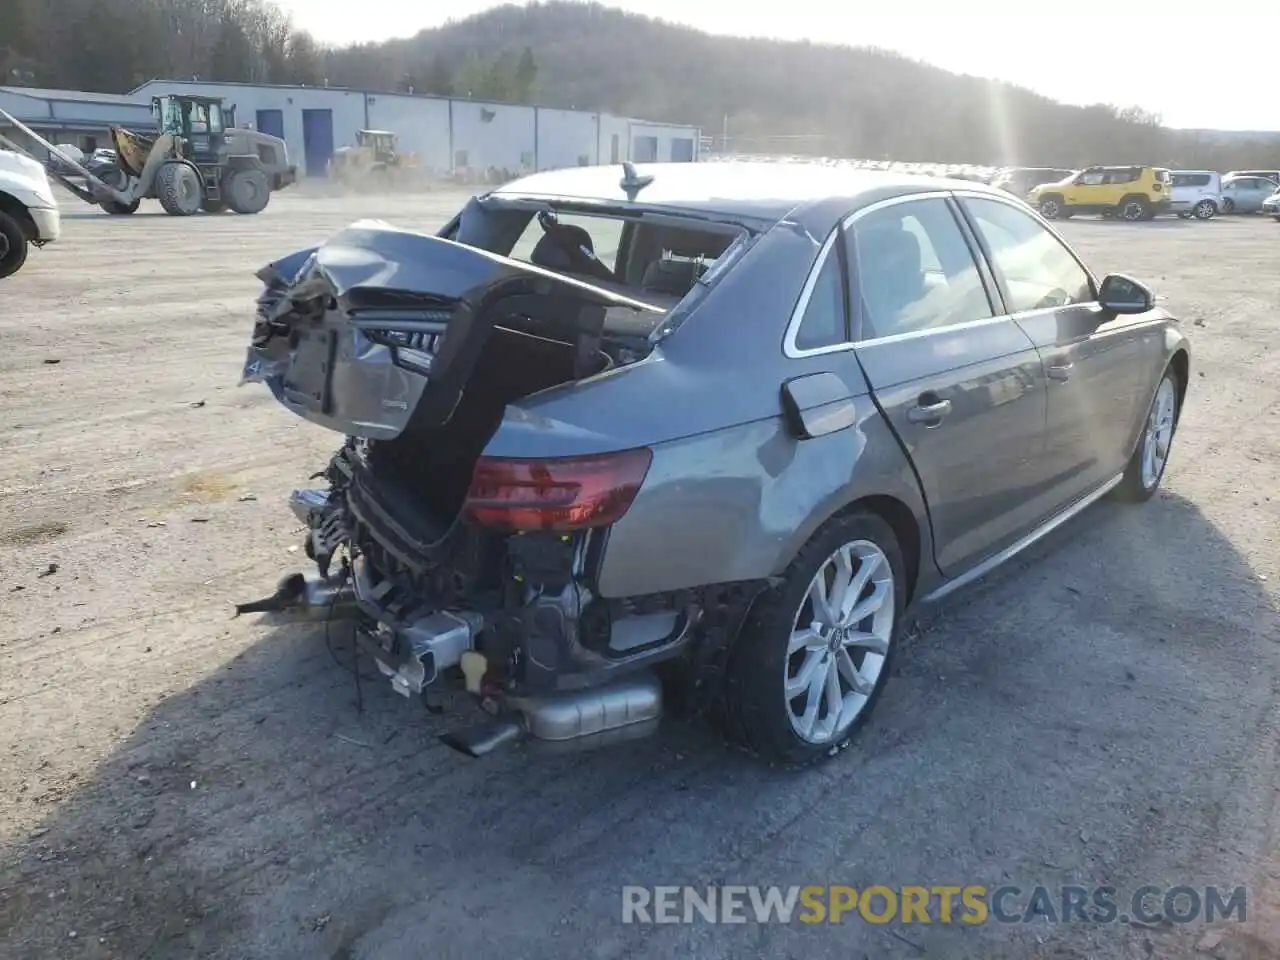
1,192,1277,960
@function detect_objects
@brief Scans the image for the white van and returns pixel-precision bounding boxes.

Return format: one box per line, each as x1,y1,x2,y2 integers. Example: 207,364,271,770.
1169,170,1221,219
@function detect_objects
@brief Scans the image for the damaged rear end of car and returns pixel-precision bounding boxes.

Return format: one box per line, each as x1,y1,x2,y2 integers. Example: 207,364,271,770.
238,217,745,756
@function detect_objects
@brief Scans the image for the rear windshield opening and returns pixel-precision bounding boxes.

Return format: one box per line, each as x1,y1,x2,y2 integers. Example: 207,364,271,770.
453,200,747,336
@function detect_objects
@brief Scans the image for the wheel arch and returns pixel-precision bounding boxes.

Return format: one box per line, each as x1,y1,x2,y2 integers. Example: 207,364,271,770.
0,191,36,240
225,154,265,172
1169,347,1190,411
823,495,924,605
767,488,926,611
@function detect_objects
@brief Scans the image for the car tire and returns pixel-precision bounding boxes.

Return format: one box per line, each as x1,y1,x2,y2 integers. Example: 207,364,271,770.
1038,195,1065,220
1193,200,1217,220
0,210,29,279
1222,197,1236,214
1114,366,1181,503
1119,197,1150,221
719,510,905,766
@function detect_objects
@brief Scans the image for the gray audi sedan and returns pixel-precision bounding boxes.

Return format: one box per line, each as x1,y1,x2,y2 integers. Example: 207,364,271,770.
239,161,1190,766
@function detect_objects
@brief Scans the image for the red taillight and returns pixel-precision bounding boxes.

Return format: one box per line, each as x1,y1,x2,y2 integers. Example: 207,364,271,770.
461,448,653,532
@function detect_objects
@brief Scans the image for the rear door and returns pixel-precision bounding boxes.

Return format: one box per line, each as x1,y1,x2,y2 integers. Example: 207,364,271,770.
847,194,1049,575
957,194,1151,505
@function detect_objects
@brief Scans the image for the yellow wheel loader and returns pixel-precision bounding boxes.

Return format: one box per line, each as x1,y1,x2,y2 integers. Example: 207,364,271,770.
0,94,297,217
327,129,421,191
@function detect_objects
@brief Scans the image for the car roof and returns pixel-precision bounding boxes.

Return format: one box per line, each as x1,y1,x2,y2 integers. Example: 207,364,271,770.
487,161,1012,224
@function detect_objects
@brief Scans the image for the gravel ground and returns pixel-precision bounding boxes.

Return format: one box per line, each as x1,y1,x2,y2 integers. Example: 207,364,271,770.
0,191,1277,960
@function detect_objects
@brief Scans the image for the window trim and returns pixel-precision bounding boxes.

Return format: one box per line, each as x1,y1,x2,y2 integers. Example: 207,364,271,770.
783,190,1015,357
951,189,1099,317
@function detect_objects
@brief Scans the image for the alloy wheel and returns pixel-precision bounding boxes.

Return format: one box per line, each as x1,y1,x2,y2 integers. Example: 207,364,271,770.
1040,199,1060,219
784,540,895,745
1141,376,1177,489
1195,200,1215,220
1122,201,1145,221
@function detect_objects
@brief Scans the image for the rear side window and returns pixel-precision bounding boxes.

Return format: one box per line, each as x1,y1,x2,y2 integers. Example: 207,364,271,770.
1172,173,1210,187
1104,167,1140,184
851,197,993,340
1154,169,1171,183
793,246,847,350
963,198,1094,313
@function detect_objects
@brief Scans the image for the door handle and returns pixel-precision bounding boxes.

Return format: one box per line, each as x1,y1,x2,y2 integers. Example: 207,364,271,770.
907,396,952,424
1047,362,1073,382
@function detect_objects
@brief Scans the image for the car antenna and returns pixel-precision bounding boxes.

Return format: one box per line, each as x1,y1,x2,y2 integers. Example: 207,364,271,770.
620,161,654,201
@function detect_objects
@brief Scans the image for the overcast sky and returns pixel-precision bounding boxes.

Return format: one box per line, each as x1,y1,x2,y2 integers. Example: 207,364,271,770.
273,0,1274,131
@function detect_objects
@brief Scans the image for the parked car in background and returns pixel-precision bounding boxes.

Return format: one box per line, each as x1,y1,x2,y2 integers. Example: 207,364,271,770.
1220,175,1276,213
1169,170,1221,219
1225,170,1280,185
1028,165,1171,221
237,162,1191,766
1261,188,1280,220
989,166,1077,198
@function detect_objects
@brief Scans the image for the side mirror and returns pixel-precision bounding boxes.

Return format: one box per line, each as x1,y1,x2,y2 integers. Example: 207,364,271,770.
1098,273,1154,315
780,372,857,440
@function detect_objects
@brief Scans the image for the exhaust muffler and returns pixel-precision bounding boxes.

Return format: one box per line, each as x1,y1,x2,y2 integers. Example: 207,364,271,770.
439,671,664,758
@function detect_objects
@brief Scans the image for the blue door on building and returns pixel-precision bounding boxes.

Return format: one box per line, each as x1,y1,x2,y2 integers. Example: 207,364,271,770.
671,137,695,162
301,109,334,177
255,109,284,140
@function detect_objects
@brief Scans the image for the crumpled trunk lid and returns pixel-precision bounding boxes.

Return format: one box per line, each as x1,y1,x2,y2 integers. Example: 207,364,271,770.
241,219,662,440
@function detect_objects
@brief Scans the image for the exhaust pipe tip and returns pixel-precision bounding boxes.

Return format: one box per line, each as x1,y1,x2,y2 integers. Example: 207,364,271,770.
439,719,524,758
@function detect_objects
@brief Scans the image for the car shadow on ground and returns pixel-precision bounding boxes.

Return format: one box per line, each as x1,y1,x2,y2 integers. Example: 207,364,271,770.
1,490,1275,960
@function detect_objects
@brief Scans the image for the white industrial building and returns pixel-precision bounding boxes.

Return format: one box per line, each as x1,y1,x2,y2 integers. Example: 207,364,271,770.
0,79,701,178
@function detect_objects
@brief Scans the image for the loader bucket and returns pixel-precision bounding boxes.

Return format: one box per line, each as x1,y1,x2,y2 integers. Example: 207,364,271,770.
109,126,157,179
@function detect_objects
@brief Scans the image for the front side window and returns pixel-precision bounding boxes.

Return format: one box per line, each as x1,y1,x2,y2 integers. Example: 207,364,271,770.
1079,169,1106,186
963,197,1093,314
851,197,993,340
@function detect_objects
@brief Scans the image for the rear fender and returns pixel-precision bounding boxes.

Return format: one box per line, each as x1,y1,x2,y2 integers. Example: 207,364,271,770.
592,401,935,600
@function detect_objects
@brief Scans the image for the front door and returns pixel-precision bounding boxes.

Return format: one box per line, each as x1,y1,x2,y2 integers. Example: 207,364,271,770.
847,195,1049,575
958,195,1151,507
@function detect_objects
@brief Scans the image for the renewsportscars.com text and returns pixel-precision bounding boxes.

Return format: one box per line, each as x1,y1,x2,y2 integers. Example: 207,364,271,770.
621,884,1247,925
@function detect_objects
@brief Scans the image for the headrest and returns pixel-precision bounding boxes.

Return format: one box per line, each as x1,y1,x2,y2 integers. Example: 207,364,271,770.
530,223,595,270
641,258,699,296
859,223,922,278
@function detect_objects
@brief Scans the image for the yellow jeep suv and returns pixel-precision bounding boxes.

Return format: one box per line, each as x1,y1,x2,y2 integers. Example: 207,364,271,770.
1027,165,1172,221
